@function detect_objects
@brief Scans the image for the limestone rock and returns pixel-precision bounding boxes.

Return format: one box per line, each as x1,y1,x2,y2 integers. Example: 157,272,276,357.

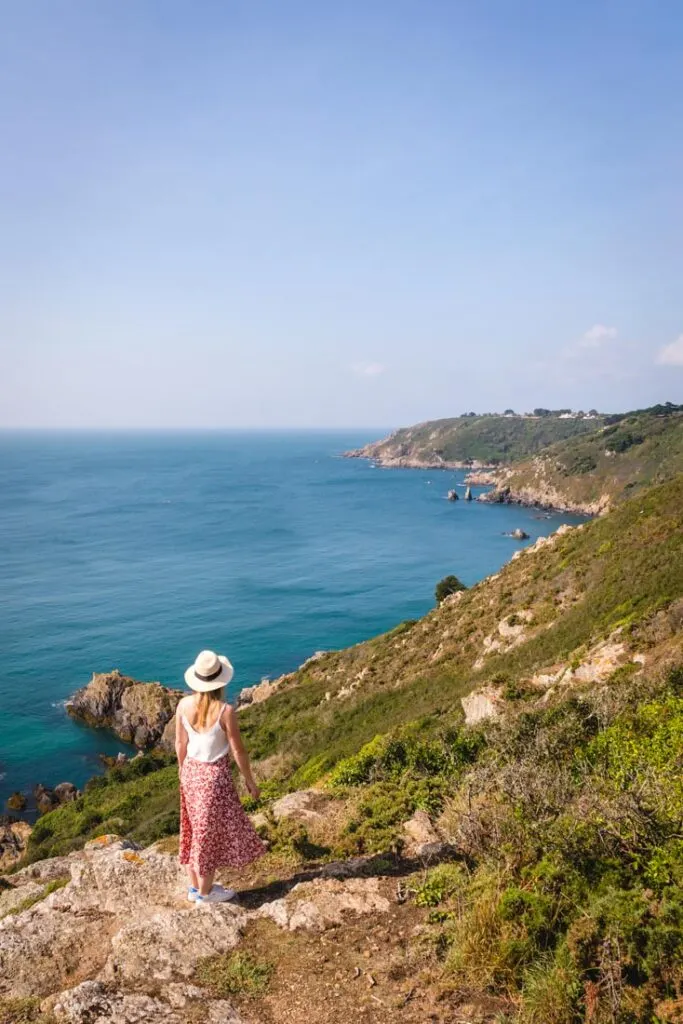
51,979,245,1024
256,876,391,932
271,789,329,824
53,982,180,1024
402,810,449,858
1,817,33,869
0,879,45,918
6,792,26,812
236,675,288,709
10,854,74,887
67,670,183,749
461,686,503,725
105,904,246,981
447,489,459,501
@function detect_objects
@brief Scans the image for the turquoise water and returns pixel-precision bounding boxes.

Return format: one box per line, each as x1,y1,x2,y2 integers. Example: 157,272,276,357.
0,431,583,806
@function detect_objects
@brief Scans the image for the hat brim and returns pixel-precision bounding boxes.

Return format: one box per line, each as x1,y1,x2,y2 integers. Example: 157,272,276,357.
184,655,234,692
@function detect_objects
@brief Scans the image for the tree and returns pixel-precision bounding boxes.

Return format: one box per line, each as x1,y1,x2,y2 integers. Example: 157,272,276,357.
504,408,515,415
435,574,467,605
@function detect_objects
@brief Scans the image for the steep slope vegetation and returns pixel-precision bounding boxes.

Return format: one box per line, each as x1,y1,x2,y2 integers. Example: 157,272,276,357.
345,413,606,468
6,477,683,1023
480,405,683,514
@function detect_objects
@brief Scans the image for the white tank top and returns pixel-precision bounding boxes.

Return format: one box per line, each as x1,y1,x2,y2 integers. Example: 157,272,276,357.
182,703,230,763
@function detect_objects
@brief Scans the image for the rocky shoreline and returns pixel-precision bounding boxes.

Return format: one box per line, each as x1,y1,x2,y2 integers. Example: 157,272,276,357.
347,447,600,515
344,445,495,471
476,484,603,517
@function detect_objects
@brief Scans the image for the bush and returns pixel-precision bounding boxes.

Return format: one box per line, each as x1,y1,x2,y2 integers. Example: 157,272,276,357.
435,574,467,605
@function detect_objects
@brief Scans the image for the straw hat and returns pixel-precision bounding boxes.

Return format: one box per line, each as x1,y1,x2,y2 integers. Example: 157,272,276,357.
184,650,234,692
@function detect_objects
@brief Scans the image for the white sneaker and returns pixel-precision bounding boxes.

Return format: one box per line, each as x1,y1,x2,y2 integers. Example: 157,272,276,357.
195,885,237,904
187,887,199,902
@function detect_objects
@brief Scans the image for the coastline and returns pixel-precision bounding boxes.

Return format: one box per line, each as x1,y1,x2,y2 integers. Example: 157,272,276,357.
346,449,601,516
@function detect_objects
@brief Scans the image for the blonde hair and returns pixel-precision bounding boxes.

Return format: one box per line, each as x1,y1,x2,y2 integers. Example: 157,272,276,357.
195,687,225,729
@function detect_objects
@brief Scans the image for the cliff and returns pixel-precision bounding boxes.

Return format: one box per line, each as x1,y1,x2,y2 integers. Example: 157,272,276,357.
345,413,605,469
477,405,683,514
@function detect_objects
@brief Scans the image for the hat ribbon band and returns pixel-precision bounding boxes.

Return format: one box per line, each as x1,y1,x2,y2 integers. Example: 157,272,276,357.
195,664,224,682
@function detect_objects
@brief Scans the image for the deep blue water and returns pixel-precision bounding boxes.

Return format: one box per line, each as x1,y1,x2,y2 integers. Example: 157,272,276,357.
0,431,583,806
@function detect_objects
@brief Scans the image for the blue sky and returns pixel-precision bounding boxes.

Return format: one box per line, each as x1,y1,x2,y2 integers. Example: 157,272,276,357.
1,0,682,428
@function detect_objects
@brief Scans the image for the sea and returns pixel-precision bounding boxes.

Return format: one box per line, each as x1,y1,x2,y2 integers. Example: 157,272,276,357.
0,431,584,808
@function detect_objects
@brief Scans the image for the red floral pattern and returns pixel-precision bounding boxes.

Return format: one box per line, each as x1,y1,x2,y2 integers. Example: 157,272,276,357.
179,754,265,876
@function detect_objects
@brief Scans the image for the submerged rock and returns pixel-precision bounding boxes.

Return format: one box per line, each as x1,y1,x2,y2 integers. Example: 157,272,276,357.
509,528,530,540
67,670,183,750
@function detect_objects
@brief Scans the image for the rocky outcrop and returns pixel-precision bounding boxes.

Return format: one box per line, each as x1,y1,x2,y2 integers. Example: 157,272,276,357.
478,476,608,516
271,789,329,824
54,782,79,804
464,486,473,501
236,675,289,709
6,793,26,812
67,670,183,750
464,470,498,486
0,832,396,1006
50,980,245,1024
255,877,391,932
236,653,327,711
401,810,453,859
461,687,503,725
0,817,32,871
447,489,459,502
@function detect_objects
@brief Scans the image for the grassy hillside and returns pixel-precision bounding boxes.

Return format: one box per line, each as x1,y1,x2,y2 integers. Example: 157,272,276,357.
346,413,606,468
17,476,683,1021
24,475,683,856
485,405,683,514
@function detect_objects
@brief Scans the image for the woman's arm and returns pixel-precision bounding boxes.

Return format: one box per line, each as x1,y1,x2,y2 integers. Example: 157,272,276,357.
175,703,188,774
224,705,260,799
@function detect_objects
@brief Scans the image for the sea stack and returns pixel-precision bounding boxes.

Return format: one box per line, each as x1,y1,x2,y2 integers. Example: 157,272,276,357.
464,486,473,501
447,489,459,502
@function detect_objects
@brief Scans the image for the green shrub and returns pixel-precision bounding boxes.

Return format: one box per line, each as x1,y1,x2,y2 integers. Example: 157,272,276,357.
413,863,466,907
435,574,467,605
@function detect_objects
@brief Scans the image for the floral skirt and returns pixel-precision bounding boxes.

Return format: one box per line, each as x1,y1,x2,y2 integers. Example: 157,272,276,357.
179,754,266,876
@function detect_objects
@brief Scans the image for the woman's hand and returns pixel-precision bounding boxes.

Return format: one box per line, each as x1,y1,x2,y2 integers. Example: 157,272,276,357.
245,777,260,800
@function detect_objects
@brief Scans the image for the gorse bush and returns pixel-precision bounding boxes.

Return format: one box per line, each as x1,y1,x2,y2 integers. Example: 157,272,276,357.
327,723,483,789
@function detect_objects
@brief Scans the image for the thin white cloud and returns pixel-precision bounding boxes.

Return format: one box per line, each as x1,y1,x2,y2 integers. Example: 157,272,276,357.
579,324,618,348
656,335,683,366
350,361,386,377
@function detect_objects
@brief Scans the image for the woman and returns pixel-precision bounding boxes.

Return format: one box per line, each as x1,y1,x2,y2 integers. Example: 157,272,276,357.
176,649,265,904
